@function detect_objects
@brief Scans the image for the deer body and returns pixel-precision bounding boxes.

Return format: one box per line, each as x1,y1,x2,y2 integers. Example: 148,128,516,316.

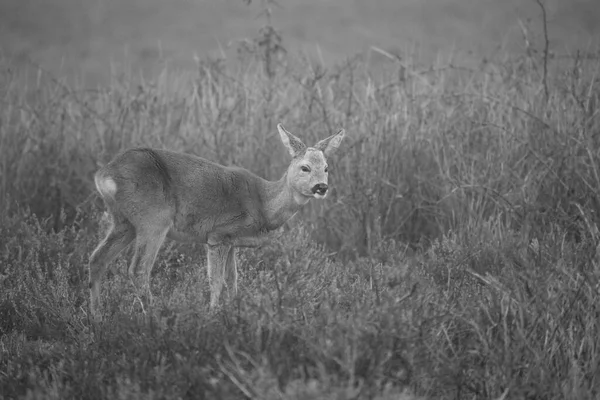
96,149,301,244
88,124,344,322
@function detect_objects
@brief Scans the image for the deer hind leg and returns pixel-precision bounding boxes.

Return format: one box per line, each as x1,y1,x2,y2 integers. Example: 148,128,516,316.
89,214,135,322
207,244,237,309
128,225,169,314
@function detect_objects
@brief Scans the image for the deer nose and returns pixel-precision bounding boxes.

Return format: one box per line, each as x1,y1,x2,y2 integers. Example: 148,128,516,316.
312,183,328,195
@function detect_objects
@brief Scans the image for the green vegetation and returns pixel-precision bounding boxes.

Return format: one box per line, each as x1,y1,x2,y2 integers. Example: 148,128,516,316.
2,11,600,399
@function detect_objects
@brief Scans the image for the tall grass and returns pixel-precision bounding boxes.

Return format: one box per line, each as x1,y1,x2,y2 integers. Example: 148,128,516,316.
1,36,600,398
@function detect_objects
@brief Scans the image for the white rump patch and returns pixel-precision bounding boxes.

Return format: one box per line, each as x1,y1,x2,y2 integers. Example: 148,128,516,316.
95,176,117,198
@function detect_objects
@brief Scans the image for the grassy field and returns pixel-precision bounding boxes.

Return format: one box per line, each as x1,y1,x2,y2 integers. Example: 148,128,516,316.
2,1,600,399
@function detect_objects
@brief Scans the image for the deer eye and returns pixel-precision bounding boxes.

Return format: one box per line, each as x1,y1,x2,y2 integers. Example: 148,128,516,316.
324,166,329,173
300,166,311,173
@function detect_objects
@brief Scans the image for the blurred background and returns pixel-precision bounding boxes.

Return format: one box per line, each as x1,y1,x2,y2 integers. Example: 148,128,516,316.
0,0,598,85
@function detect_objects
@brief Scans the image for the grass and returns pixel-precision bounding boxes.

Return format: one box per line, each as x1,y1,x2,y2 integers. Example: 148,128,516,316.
1,24,600,398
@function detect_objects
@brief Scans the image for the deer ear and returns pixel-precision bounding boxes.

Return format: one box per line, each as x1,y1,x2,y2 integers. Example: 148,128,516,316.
315,129,345,156
277,124,306,158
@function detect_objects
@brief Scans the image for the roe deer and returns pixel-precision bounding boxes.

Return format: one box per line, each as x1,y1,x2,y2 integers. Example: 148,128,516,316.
89,124,345,321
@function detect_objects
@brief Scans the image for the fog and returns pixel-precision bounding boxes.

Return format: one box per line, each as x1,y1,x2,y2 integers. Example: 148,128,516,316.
0,0,598,84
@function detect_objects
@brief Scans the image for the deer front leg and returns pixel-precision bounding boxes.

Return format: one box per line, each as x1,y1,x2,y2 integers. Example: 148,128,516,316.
206,244,236,309
232,228,284,248
233,230,291,268
224,246,238,299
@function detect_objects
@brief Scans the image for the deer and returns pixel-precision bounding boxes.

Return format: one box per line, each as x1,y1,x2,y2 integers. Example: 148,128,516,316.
88,124,345,322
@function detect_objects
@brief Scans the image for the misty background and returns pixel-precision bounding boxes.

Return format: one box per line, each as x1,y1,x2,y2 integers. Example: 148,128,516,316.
0,0,598,86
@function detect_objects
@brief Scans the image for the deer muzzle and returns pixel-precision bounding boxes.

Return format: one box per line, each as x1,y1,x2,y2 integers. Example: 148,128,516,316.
312,183,328,196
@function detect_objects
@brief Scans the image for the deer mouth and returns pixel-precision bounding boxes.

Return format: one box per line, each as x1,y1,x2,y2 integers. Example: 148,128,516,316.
311,183,328,198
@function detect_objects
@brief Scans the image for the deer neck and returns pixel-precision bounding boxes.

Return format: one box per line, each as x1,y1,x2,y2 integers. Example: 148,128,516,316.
261,172,308,230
